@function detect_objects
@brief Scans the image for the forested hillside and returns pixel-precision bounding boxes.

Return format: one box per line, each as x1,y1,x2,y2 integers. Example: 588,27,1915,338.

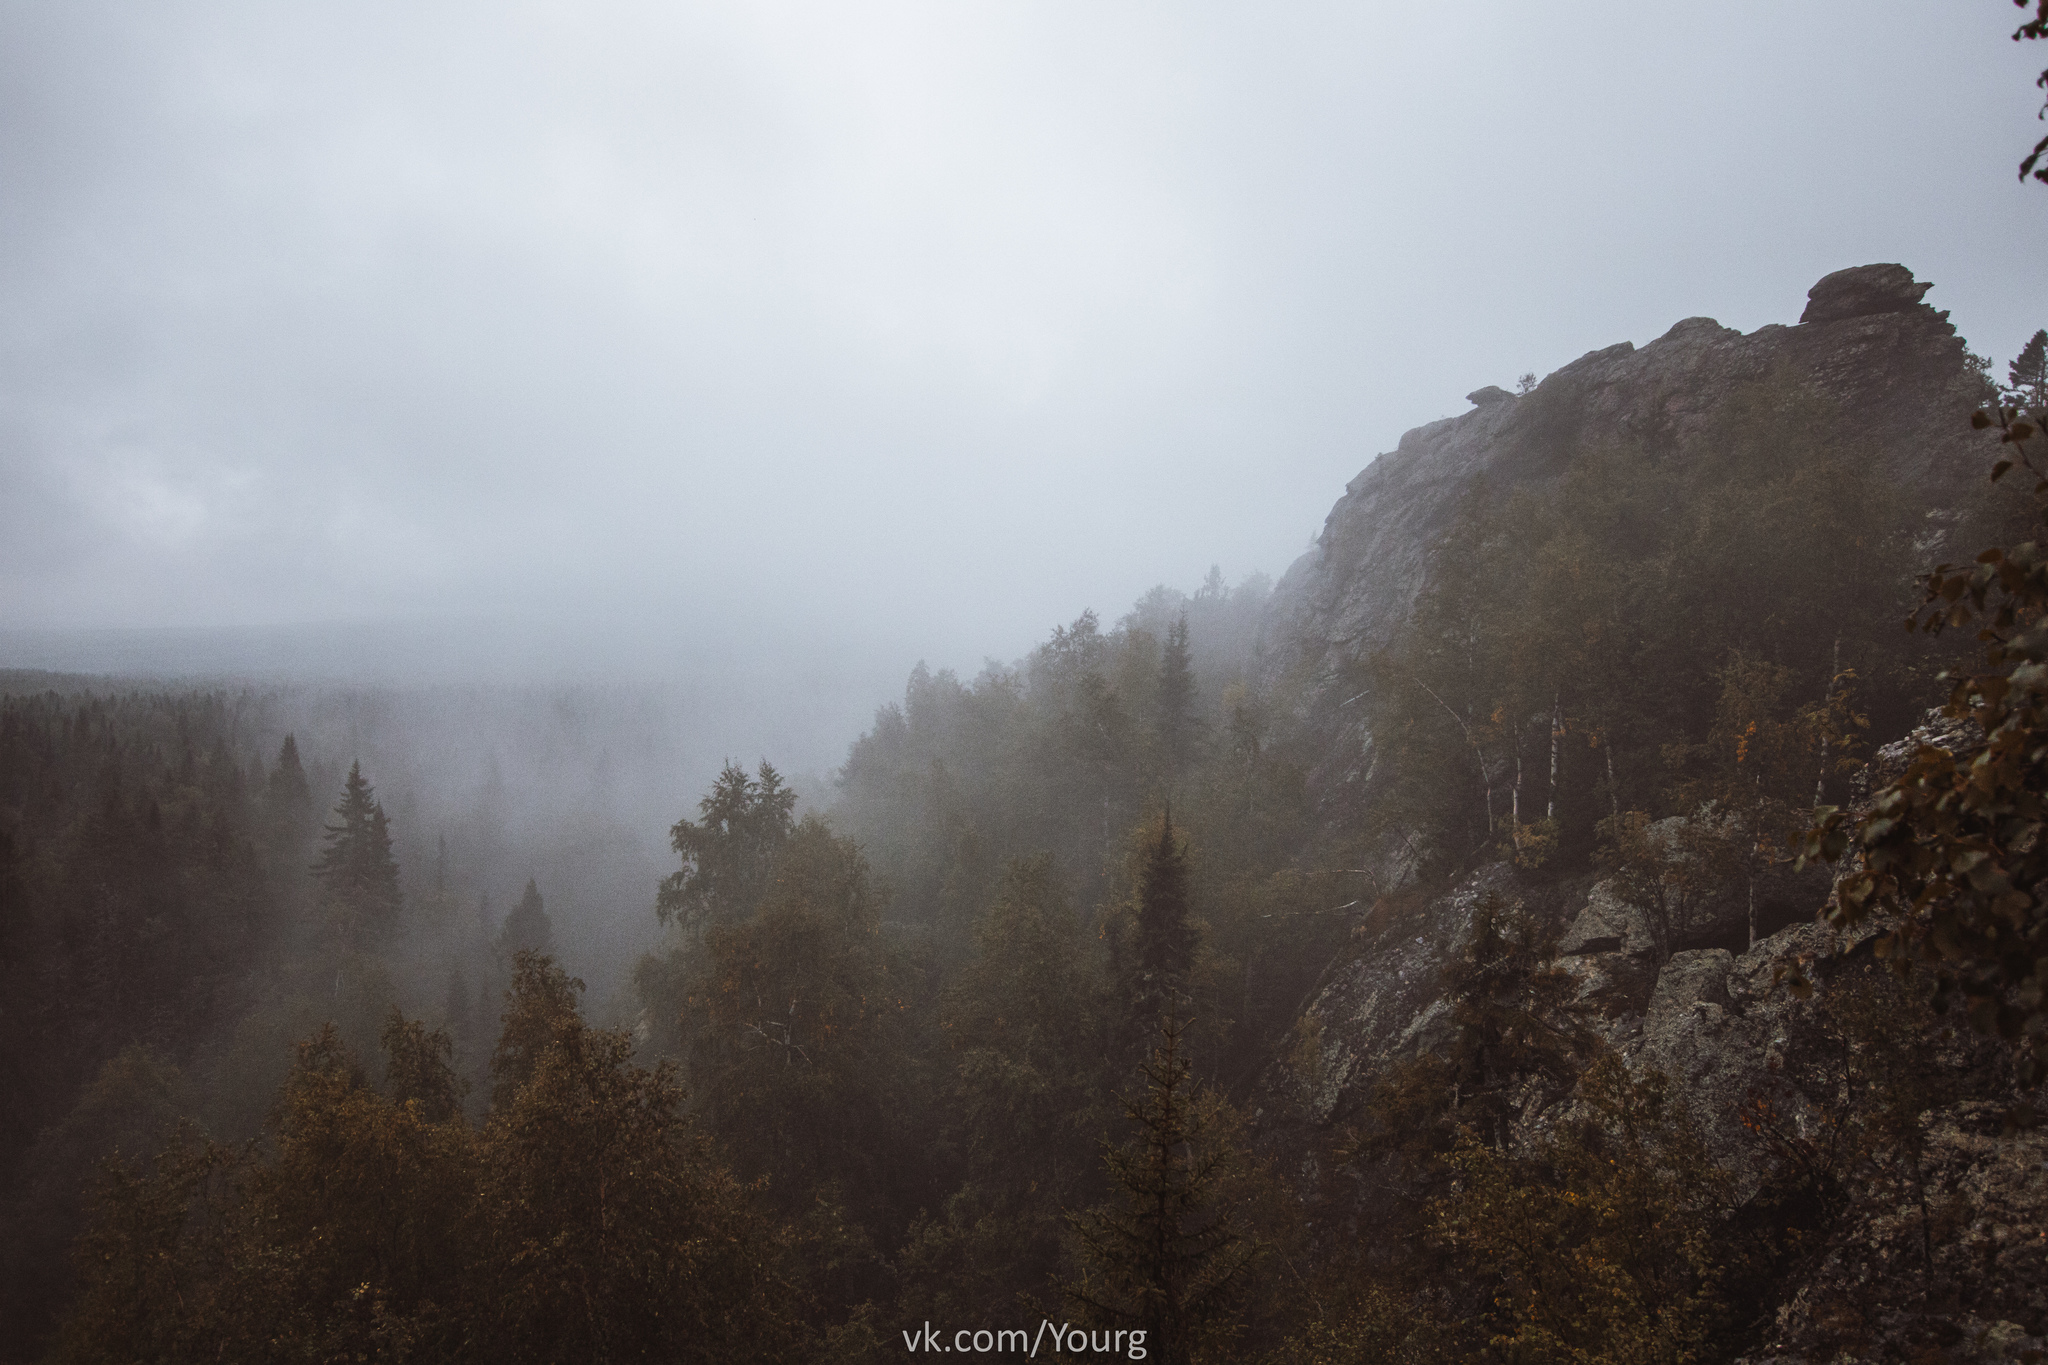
5,274,2048,1362
0,682,669,1357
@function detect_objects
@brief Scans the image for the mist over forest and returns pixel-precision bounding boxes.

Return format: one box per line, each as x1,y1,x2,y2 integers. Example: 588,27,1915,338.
6,3,2048,1363
0,570,1269,1005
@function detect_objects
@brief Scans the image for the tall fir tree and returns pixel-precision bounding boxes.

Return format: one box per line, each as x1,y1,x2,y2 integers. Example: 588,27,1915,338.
1063,1013,1261,1365
263,734,313,858
1118,808,1197,1063
312,760,402,945
266,734,311,814
655,760,797,931
498,878,557,959
2012,327,2048,411
1157,614,1197,779
1135,808,1194,997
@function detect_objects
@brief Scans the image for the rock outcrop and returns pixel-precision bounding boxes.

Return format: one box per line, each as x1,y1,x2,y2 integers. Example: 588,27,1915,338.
1799,261,1935,324
1262,265,1996,805
1262,850,2045,1356
1251,268,2045,1354
1740,1105,2048,1363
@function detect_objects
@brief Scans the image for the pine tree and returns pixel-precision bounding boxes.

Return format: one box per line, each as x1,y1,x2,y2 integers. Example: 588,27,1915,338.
1131,808,1195,1021
656,760,798,931
901,856,1108,1322
672,817,920,1252
1157,614,1198,778
444,964,474,1053
264,733,313,857
472,978,806,1364
1063,1013,1262,1365
312,760,402,944
266,734,311,816
498,877,557,958
2012,328,2048,411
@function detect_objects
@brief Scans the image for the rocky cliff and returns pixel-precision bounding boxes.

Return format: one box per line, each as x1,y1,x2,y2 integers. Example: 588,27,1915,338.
1257,721,2046,1360
1265,263,2002,803
1253,266,2047,1360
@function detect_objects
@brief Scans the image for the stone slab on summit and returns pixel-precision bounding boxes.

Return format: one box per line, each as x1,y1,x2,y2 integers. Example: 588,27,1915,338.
1798,262,1935,324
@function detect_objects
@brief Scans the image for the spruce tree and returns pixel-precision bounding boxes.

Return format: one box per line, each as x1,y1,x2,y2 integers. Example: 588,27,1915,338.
312,761,402,944
656,760,797,931
266,734,311,815
1064,1013,1261,1365
264,733,313,856
2012,328,2048,411
490,950,585,1112
1133,808,1195,1014
1157,614,1197,777
498,877,557,959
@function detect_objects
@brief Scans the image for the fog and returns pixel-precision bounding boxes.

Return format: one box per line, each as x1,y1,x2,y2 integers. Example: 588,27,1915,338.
0,641,902,1002
4,1,2045,695
7,10,2048,1350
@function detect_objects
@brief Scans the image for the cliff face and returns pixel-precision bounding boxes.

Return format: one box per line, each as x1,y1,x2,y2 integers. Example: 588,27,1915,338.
1257,721,2046,1362
1254,267,2048,1360
1257,264,2010,1130
1264,263,1996,801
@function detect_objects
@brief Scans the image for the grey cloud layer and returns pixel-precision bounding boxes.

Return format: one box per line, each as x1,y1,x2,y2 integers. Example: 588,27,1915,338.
2,0,2043,669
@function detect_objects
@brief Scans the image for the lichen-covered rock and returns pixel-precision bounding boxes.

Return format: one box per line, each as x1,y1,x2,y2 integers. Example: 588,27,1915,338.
1556,878,1666,1010
1264,864,1515,1127
1635,943,1777,1190
1737,1105,2048,1363
1649,947,1736,1014
1853,707,1985,805
1558,880,1661,958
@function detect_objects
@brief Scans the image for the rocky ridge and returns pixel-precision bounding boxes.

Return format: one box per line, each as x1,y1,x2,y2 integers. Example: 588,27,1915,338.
1252,270,2047,1359
1263,264,1998,807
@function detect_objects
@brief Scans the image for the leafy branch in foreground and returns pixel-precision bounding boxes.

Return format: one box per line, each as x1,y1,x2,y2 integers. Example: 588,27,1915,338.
2017,0,2048,184
1800,403,2048,1087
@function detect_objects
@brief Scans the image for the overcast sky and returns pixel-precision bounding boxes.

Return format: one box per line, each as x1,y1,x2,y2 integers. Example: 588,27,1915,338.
3,0,2044,680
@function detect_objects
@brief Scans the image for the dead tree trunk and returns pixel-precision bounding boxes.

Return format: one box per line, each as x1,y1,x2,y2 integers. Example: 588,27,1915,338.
1815,637,1840,807
1546,691,1562,821
1601,728,1620,820
1512,733,1523,832
1413,676,1496,838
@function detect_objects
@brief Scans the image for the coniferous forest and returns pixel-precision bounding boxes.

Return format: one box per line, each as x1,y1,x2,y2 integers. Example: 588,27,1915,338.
7,10,2048,1365
8,307,2048,1360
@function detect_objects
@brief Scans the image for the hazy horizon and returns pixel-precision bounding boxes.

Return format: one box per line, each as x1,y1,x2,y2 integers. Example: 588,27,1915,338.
6,1,2046,693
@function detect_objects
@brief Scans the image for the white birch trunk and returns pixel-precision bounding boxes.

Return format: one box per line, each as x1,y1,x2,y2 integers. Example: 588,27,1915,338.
1546,690,1562,821
1602,730,1620,819
1815,637,1840,807
1511,734,1523,842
